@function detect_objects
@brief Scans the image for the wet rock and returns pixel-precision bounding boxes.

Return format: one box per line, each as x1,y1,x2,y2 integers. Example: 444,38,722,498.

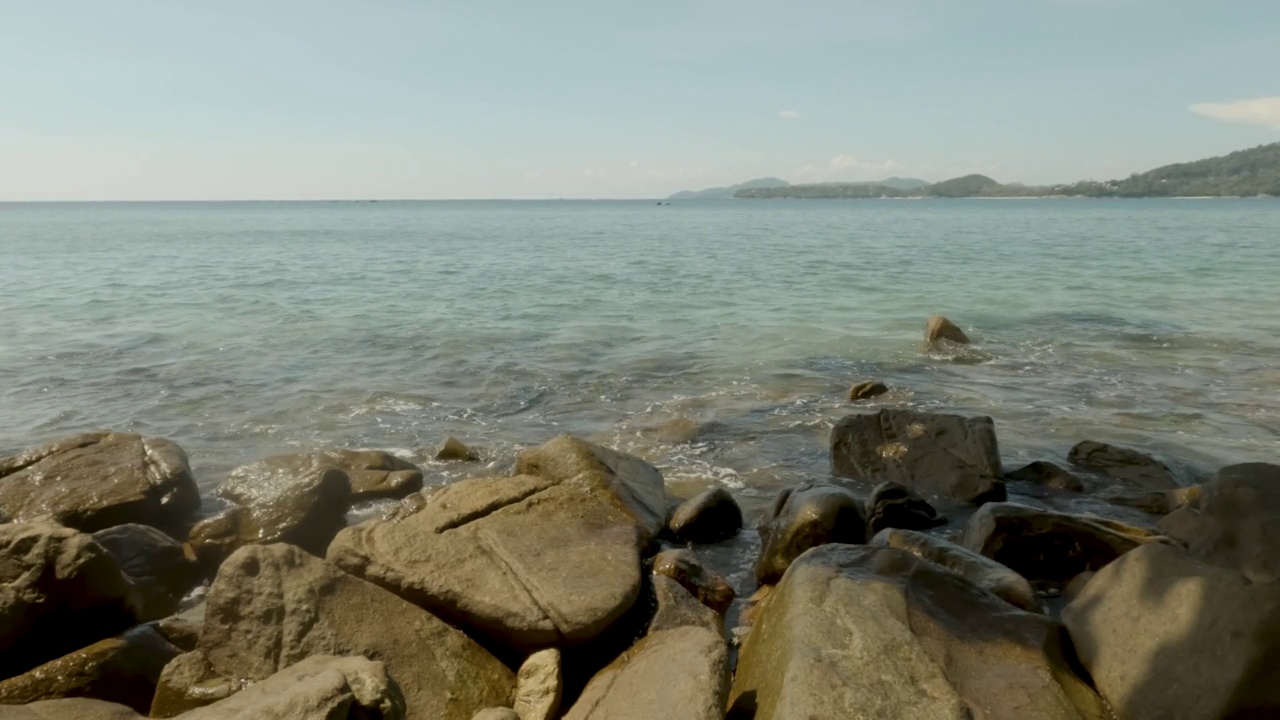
153,616,201,653
155,544,513,720
1157,506,1202,545
0,432,199,532
1007,461,1086,492
513,648,561,720
436,437,481,462
755,483,866,585
847,380,888,401
866,481,944,533
473,710,520,720
650,575,722,635
1098,485,1200,515
961,502,1169,587
729,544,1107,720
1187,462,1280,582
654,417,702,444
180,655,407,720
331,436,666,654
666,487,743,544
871,528,1041,612
1068,440,1178,491
0,698,144,719
149,652,231,717
0,625,180,713
831,409,1006,505
319,449,424,500
925,315,971,344
90,524,201,621
1063,543,1280,720
652,549,735,615
0,522,141,679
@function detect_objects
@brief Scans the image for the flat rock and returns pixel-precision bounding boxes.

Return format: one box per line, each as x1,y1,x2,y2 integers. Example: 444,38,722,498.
91,524,202,621
652,549,735,615
0,522,141,679
666,487,743,544
831,409,1006,505
961,502,1169,586
513,648,561,720
866,481,944,533
729,544,1107,720
1007,461,1085,492
1063,543,1280,719
847,380,888,401
1068,440,1178,491
318,448,424,500
755,483,866,584
180,655,407,720
0,625,179,713
0,432,199,532
154,544,513,720
436,437,480,462
925,315,971,344
1188,462,1280,582
871,527,1040,612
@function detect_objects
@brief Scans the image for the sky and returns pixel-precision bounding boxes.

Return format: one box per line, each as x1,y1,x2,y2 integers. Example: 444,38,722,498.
2,1,1279,200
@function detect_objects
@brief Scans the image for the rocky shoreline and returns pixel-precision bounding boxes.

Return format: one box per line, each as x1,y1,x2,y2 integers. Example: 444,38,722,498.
1,325,1277,719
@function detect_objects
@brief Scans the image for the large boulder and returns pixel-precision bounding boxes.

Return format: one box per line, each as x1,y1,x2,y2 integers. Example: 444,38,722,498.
318,449,424,500
0,432,199,532
925,315,971,344
0,698,144,720
180,655,407,720
729,545,1107,720
1063,543,1280,719
1067,440,1178,491
847,380,888,401
0,625,180,712
666,487,743,544
153,544,513,720
871,528,1040,612
0,522,141,679
866,481,944,533
91,524,202,621
961,502,1168,586
831,410,1006,505
330,436,666,653
1187,462,1280,582
755,483,866,585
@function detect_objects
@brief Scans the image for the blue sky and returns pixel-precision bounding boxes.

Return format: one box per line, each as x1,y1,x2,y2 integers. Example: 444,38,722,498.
2,1,1278,200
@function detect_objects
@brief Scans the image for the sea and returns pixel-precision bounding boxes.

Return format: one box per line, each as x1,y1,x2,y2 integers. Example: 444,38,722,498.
2,198,1278,589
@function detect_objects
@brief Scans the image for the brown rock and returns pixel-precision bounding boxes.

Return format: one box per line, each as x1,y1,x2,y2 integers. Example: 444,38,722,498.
666,487,743,544
1068,440,1178,491
654,417,702,444
652,549,735,615
149,652,233,717
436,437,481,462
0,432,199,532
871,528,1041,612
866,481,944,533
1188,462,1280,582
319,449,424,500
925,315,971,344
473,710,520,720
755,483,866,585
0,698,144,719
180,655,407,720
649,575,722,636
1006,461,1086,492
513,648,561,720
153,616,201,653
1157,506,1202,545
847,380,889,401
1061,571,1095,602
91,524,202,621
1099,485,1200,515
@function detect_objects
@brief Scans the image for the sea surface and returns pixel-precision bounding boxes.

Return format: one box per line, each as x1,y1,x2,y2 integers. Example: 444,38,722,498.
2,198,1278,587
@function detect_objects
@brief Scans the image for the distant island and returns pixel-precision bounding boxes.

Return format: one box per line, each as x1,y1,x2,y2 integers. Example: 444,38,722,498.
669,142,1280,200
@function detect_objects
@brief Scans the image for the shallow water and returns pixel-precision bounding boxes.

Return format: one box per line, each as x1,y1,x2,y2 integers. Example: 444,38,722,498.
2,198,1278,594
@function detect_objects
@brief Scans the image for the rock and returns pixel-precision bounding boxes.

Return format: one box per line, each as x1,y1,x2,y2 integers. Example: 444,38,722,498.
149,652,232,717
831,409,1006,505
1007,461,1086,492
871,528,1041,612
866,481,944,533
0,432,199,532
180,655,408,720
90,524,202,621
1067,440,1178,491
332,436,666,653
847,380,888,401
436,437,480,462
153,616,201,652
654,417,702,444
155,544,513,720
729,544,1107,720
1098,484,1200,515
0,522,141,679
666,487,743,544
564,624,728,720
1062,571,1094,602
1157,506,1202,545
651,549,735,615
513,648,561,720
0,625,180,712
755,483,866,585
961,502,1169,586
0,698,144,720
318,449,424,500
473,710,520,720
1187,462,1280,583
925,315,971,344
1062,543,1280,719
650,575,722,635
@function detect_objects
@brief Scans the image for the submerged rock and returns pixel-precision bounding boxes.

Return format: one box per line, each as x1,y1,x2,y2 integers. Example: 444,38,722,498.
755,483,866,584
1006,461,1086,492
319,448,424,500
866,481,944,533
652,549,735,615
654,417,703,444
871,528,1040,612
436,437,481,462
90,524,202,621
831,409,1006,505
847,380,888,401
925,315,971,344
666,487,743,544
1068,440,1178,491
1187,462,1280,582
0,432,199,532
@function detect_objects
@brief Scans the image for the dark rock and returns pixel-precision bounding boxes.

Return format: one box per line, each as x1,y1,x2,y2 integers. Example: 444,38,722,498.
153,616,200,653
871,528,1040,612
1157,506,1202,545
1063,543,1280,720
729,544,1106,720
513,648,561,720
1067,440,1178,491
1098,485,1200,515
925,315,971,344
1061,571,1094,602
90,524,201,621
436,437,480,462
667,487,743,544
319,448,424,500
866,481,944,533
847,380,888,401
0,625,180,713
961,502,1169,587
1188,462,1280,582
652,549,735,615
831,409,1006,505
650,575,722,635
0,432,199,532
755,483,866,585
0,522,141,679
1007,461,1086,492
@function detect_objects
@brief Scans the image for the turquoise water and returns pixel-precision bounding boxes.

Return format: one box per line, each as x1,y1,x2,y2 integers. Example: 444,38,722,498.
2,199,1278,517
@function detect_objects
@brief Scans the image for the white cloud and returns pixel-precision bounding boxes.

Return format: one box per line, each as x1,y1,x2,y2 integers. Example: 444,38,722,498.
1190,97,1280,130
778,110,800,119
